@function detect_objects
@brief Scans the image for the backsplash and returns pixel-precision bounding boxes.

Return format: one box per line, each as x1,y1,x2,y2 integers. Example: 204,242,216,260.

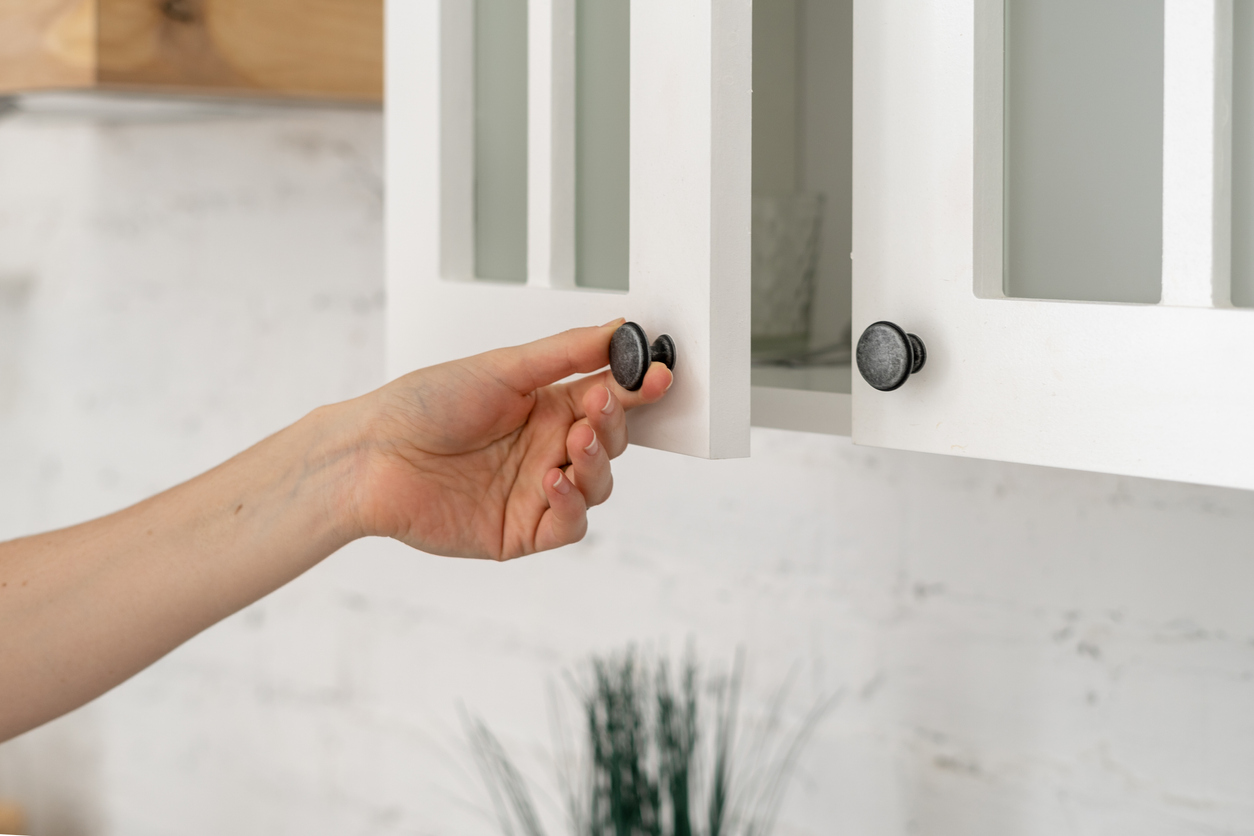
1,97,1253,836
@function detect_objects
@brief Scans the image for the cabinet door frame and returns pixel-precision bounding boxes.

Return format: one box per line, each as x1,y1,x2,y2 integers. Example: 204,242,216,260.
853,0,1254,490
385,0,751,459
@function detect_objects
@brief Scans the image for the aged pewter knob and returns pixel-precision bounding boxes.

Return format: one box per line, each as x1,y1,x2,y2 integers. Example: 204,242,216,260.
609,322,676,391
855,321,926,392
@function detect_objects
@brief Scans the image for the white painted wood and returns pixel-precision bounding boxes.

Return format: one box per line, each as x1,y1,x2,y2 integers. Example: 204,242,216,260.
386,0,751,459
854,0,1254,491
527,0,576,290
1162,0,1233,308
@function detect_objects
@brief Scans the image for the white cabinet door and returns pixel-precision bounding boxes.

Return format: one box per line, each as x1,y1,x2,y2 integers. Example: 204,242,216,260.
853,0,1254,490
386,0,751,459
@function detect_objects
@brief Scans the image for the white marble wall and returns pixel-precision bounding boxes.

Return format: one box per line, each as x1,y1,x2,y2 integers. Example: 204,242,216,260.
2,99,1254,836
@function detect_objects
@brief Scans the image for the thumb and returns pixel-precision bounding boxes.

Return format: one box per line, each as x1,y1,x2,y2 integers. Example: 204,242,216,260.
484,319,624,395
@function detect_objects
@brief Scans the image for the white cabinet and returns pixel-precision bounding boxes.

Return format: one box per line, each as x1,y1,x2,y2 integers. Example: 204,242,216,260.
386,0,751,459
856,0,1254,491
387,0,1254,490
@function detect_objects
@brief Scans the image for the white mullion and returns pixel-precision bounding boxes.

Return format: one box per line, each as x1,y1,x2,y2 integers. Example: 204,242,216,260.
1161,0,1233,307
551,0,576,288
527,0,576,289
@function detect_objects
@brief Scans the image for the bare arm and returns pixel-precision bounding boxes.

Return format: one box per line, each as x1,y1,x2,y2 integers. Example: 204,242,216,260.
0,321,671,741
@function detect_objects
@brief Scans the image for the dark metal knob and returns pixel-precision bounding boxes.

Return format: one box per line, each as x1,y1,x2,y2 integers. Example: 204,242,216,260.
856,321,926,391
609,322,676,391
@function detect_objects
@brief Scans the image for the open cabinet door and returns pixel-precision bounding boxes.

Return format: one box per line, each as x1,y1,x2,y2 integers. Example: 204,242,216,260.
853,0,1254,490
386,0,751,459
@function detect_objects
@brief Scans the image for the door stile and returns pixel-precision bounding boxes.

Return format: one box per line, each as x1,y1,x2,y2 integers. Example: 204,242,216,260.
1162,0,1233,308
707,0,753,457
385,0,441,382
628,0,751,458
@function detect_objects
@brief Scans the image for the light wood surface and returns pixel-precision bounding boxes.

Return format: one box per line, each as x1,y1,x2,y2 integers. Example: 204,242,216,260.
0,0,381,101
0,801,25,835
0,0,94,92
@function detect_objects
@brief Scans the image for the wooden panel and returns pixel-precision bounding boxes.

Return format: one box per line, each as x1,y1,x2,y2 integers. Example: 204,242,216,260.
0,802,24,836
0,0,381,101
0,0,95,92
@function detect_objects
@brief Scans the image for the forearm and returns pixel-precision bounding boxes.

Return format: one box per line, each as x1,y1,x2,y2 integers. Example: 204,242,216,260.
0,400,366,741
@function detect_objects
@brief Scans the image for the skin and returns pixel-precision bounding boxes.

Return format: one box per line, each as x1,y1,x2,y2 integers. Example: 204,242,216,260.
0,319,671,743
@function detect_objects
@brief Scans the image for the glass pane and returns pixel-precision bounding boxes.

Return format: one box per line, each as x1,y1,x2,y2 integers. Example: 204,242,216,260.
751,0,849,387
1004,0,1163,303
1233,1,1254,307
575,0,629,290
475,0,528,283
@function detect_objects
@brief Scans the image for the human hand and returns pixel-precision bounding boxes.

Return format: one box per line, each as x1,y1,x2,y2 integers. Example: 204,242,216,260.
345,320,673,560
0,320,674,739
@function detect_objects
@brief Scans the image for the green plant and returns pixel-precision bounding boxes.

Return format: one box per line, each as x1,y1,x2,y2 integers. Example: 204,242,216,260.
466,649,836,836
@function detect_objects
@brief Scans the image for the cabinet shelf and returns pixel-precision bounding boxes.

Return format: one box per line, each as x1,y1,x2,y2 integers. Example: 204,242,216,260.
750,364,852,436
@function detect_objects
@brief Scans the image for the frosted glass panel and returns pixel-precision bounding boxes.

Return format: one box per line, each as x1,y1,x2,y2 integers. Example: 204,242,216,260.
475,0,528,283
1233,1,1254,307
1004,0,1163,303
575,0,629,290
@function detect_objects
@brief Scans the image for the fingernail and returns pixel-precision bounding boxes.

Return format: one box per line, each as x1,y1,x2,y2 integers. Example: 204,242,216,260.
552,471,572,495
600,386,615,414
602,317,626,328
583,431,599,457
664,371,674,391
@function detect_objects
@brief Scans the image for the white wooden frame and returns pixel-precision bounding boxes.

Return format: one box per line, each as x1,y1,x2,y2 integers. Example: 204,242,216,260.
854,0,1254,490
386,0,752,459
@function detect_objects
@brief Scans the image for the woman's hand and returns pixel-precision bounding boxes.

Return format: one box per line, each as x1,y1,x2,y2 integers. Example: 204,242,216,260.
0,321,669,740
346,319,673,560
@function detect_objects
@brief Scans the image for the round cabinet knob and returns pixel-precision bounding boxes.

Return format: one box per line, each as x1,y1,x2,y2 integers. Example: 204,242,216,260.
609,322,676,391
856,321,927,392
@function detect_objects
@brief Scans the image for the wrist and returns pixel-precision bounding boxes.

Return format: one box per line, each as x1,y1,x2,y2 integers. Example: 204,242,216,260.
295,397,376,547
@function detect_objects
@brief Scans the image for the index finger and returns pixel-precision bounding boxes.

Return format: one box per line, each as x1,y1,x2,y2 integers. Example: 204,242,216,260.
480,319,625,395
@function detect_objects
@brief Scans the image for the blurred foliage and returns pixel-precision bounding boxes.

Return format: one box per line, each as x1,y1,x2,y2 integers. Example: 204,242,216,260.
466,648,836,836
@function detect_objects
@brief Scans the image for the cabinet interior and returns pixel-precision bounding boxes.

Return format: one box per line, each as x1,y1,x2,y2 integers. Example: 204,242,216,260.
750,0,855,421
